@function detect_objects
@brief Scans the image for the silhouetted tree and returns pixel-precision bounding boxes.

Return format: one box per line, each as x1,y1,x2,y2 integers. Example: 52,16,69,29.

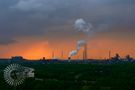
125,55,133,62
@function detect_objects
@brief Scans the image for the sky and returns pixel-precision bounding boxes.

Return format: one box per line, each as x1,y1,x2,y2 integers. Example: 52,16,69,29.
0,0,135,59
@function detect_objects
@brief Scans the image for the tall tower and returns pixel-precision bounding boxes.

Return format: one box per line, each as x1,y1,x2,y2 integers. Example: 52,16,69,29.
61,51,63,59
109,50,111,59
52,51,54,59
83,43,87,60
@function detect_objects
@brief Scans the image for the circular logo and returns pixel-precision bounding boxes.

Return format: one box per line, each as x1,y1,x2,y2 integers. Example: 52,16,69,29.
4,64,25,86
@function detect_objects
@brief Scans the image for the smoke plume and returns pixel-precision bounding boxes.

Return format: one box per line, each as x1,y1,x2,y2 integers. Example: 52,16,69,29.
68,40,86,59
77,40,86,50
68,50,78,58
69,18,107,59
75,18,93,33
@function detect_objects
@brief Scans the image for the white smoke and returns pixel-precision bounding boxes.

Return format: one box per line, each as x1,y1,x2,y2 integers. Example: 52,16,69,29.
75,18,93,33
68,50,78,58
77,40,86,50
68,40,86,59
69,18,90,59
75,18,110,35
71,19,113,59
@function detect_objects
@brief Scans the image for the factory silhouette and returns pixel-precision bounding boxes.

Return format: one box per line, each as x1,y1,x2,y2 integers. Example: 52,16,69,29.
0,52,134,65
0,40,134,64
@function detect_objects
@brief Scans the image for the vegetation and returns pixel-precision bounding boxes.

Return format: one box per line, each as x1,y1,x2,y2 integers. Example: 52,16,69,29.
1,63,135,90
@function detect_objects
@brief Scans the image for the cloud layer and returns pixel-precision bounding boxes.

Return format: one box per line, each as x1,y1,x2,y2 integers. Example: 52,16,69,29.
0,0,135,45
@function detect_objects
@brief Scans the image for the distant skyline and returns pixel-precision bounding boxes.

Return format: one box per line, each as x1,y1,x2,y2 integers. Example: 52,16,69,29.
0,0,135,59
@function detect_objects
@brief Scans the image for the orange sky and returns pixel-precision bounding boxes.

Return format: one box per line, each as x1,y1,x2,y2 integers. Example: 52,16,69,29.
0,35,134,60
0,0,135,60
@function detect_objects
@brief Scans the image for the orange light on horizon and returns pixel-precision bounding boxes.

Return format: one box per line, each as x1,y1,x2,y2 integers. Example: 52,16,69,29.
0,37,135,60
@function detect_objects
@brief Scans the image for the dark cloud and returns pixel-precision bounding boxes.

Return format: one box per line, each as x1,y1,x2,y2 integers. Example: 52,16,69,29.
0,38,16,45
0,0,135,45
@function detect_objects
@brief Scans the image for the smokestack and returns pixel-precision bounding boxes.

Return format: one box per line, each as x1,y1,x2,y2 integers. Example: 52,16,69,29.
77,40,87,60
61,51,63,59
52,51,54,59
109,50,111,59
68,57,71,60
83,43,87,60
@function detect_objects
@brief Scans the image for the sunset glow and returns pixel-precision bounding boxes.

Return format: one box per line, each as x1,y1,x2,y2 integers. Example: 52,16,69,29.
0,35,134,60
0,0,134,60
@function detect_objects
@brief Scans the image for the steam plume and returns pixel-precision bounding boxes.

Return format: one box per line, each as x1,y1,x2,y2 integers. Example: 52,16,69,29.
75,18,93,33
68,40,86,59
77,40,86,50
68,50,78,58
71,18,110,59
68,18,92,59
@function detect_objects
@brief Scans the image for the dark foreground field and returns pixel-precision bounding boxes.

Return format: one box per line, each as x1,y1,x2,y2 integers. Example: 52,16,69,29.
1,63,135,90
